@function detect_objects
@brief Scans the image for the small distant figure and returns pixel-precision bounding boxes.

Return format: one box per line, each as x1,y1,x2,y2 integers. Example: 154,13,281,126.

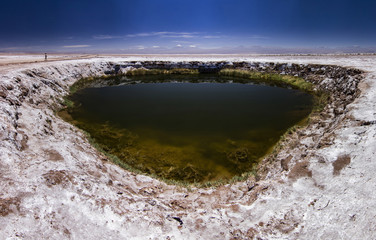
44,53,47,61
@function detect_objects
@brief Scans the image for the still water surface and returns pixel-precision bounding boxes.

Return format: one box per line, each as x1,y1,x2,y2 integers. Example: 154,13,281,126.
65,75,313,183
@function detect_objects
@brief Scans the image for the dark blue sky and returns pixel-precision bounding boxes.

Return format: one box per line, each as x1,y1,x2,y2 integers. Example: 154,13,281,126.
1,0,375,53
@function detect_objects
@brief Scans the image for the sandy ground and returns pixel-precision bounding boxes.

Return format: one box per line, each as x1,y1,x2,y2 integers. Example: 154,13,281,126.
0,54,102,74
0,54,375,239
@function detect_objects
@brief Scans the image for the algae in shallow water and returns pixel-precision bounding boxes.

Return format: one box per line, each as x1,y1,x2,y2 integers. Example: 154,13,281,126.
60,73,314,184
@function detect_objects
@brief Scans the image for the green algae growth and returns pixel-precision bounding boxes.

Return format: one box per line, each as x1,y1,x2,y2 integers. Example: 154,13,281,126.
60,73,313,184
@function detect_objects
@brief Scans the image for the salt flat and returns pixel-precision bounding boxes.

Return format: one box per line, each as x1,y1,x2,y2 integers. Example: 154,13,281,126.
0,54,375,239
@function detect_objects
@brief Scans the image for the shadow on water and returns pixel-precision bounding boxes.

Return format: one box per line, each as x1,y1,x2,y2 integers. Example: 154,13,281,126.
60,74,314,184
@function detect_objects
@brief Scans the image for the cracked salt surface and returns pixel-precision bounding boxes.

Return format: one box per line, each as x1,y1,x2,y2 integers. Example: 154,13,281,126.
0,54,376,239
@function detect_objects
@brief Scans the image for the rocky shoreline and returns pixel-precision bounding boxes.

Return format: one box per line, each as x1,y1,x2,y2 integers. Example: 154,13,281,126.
0,55,375,239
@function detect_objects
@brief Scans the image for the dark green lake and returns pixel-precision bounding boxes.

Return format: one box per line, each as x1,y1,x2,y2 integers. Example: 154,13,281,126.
63,75,313,183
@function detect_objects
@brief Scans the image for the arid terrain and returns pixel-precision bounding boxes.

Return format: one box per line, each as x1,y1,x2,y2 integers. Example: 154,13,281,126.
1,54,375,239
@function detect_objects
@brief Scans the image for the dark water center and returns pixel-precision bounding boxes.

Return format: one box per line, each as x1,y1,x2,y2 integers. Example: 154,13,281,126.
63,75,313,183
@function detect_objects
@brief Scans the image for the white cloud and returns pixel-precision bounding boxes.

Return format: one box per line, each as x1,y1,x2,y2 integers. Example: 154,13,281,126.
161,34,195,38
176,44,182,47
173,40,192,44
189,45,197,48
126,33,153,37
93,35,121,40
1,47,22,50
62,45,91,48
152,46,160,48
203,35,222,39
126,32,199,39
247,35,269,39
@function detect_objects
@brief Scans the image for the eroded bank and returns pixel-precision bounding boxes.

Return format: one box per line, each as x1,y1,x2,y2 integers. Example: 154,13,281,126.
0,57,370,239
